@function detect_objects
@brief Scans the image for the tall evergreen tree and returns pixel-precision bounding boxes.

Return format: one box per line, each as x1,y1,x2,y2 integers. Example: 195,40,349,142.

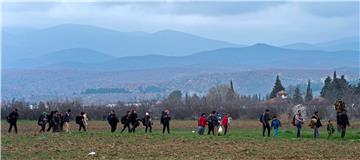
333,71,337,81
269,75,285,98
320,72,352,102
305,80,313,103
320,76,332,98
230,80,235,93
293,86,303,104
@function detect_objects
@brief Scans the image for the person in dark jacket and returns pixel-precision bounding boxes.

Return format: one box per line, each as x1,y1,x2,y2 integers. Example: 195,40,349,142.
161,110,171,134
7,108,19,134
107,110,119,132
143,112,153,133
38,112,48,132
261,109,271,137
120,111,131,133
337,110,350,139
311,111,322,140
52,111,61,133
59,112,65,132
76,112,87,132
130,110,139,133
64,109,71,132
207,111,218,135
47,111,56,132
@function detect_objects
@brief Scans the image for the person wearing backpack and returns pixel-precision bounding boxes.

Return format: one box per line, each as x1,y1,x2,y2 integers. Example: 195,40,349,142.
129,109,139,133
207,111,217,135
337,110,350,140
107,110,119,133
198,113,207,135
7,108,19,134
38,112,48,132
46,111,55,132
52,111,61,133
271,115,281,138
221,113,229,135
161,110,171,134
77,112,86,132
143,112,153,133
294,110,304,138
311,111,322,140
59,112,65,132
260,109,271,137
120,111,131,133
63,109,71,132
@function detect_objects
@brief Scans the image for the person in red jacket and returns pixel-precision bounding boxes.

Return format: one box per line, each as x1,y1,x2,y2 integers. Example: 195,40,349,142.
197,113,207,135
221,113,229,135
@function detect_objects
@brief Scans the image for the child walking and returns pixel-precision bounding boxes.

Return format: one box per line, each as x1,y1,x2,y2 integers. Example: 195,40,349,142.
271,116,281,138
327,120,335,139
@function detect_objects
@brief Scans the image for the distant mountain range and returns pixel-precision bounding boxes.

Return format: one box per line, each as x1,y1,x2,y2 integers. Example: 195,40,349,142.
3,24,359,70
282,37,359,51
8,48,115,68
2,23,359,102
5,43,359,71
2,24,239,63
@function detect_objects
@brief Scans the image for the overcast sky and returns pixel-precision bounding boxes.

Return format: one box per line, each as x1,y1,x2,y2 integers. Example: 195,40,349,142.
2,1,359,45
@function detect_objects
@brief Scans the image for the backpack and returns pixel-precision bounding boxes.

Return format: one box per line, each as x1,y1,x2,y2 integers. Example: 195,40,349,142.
6,116,10,123
291,115,296,126
259,114,264,123
213,117,219,126
142,117,146,126
207,117,213,125
160,114,165,124
134,120,140,127
75,116,82,124
121,116,128,124
38,116,45,125
309,118,317,129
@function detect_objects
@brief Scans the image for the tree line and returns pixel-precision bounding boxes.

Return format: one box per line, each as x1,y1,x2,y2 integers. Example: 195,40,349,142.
2,72,360,121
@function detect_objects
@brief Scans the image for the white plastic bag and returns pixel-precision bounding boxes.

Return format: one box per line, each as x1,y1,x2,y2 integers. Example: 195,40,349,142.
218,126,223,134
88,152,96,155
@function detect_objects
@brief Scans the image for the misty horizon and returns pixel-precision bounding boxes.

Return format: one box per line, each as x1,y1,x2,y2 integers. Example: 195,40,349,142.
3,23,360,47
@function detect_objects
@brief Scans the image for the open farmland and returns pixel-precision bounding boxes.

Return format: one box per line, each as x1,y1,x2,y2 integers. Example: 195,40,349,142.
1,120,360,160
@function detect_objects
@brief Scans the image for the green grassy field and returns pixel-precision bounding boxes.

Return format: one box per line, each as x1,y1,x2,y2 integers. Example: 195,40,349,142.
1,120,360,159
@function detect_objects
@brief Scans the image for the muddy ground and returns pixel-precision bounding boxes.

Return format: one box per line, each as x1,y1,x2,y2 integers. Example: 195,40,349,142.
2,120,360,159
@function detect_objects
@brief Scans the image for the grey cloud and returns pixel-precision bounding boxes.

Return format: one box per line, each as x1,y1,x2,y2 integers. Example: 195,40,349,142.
96,1,287,16
299,2,359,17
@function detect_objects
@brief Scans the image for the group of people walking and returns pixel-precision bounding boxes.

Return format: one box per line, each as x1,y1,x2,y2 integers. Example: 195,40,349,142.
259,108,350,140
6,108,89,133
197,111,231,135
5,103,351,140
106,109,172,134
39,109,89,133
259,109,282,137
37,110,71,133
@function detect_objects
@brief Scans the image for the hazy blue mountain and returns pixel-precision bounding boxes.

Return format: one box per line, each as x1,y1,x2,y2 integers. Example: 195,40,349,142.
282,43,320,50
32,43,359,71
3,24,239,62
282,36,359,51
316,36,359,51
7,48,114,68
